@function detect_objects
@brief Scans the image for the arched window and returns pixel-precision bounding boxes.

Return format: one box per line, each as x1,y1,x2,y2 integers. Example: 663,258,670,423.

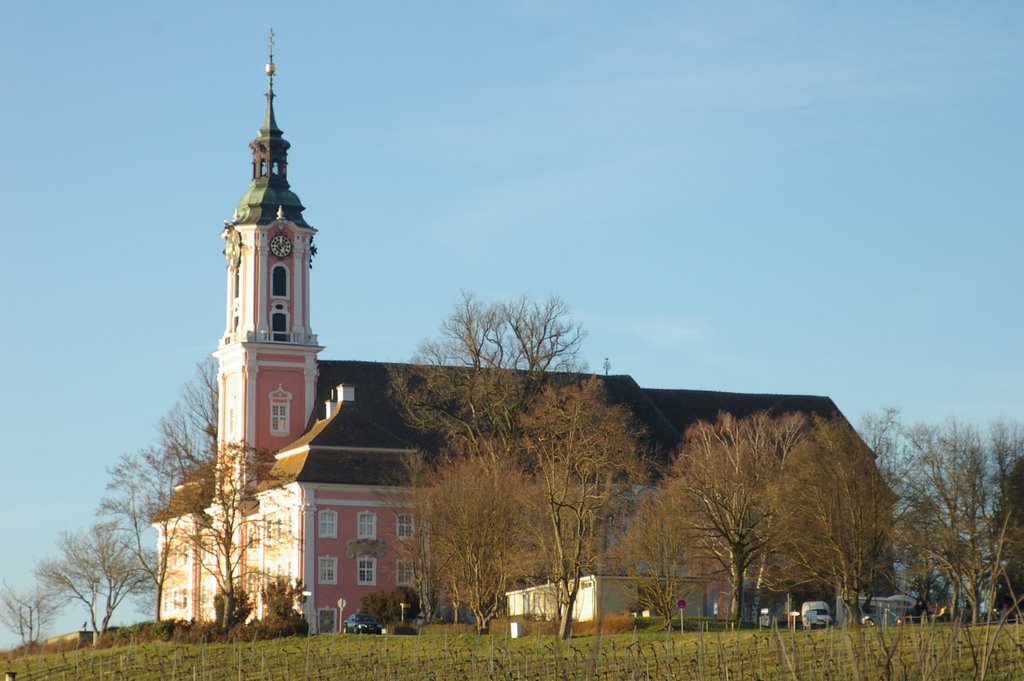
272,265,288,297
233,269,241,299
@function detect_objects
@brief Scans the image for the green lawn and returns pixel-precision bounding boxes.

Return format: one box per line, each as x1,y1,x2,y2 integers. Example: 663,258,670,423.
3,622,1023,680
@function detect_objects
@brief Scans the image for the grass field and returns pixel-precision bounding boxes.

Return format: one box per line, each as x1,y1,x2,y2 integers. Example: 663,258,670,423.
3,620,1023,680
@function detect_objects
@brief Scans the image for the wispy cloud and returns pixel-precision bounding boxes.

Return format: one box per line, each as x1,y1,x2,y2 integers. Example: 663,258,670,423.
584,311,713,349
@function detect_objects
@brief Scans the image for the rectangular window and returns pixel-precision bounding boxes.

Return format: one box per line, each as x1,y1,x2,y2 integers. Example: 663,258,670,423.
318,556,337,584
358,512,376,539
319,509,337,538
271,402,289,433
266,519,283,543
317,608,337,634
358,557,376,585
396,559,414,586
396,513,414,540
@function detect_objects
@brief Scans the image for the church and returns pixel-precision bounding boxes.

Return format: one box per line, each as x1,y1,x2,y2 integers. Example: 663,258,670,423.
157,48,842,634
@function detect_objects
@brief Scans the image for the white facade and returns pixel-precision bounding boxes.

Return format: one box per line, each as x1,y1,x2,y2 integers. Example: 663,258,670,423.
507,575,706,623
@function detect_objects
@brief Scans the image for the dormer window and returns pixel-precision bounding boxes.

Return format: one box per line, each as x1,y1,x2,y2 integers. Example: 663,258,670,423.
272,265,288,297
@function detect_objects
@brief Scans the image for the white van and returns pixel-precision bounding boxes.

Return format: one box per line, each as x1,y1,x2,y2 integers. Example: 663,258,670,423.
801,601,833,629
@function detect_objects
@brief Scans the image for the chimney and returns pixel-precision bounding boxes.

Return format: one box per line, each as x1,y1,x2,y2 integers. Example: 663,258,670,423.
324,383,355,419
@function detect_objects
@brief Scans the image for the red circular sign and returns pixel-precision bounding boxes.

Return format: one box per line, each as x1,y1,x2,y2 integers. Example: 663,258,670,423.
677,599,687,609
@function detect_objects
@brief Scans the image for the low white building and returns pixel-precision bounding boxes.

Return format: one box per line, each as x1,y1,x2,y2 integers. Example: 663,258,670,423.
507,575,706,622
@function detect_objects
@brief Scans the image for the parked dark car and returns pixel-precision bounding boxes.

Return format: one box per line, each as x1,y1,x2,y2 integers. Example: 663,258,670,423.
344,612,382,634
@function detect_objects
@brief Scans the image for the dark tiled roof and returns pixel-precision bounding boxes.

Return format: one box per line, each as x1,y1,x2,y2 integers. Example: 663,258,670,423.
305,360,439,451
598,374,686,456
642,387,840,435
269,359,848,486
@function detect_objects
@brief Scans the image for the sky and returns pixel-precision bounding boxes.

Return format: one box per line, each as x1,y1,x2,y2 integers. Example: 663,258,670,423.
1,0,1021,646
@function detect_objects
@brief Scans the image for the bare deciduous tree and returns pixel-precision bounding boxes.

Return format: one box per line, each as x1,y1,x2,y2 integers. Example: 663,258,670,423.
99,359,218,621
672,411,806,625
859,408,948,609
902,419,1022,623
0,581,58,647
521,377,644,639
390,292,585,463
426,453,527,633
780,416,895,625
614,481,696,629
390,454,444,624
156,358,219,477
36,522,148,636
998,439,1024,615
100,447,193,622
183,443,279,631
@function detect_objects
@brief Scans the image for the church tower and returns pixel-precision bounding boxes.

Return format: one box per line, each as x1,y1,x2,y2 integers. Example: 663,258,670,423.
214,35,321,455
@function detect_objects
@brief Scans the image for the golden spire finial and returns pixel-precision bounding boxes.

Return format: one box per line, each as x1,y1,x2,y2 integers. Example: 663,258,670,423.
265,29,276,86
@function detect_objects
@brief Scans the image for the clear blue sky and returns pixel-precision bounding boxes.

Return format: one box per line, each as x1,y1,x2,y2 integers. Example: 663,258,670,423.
2,1,1021,645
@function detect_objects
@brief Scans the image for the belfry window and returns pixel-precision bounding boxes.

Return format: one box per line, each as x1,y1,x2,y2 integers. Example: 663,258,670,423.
272,305,288,342
272,265,288,297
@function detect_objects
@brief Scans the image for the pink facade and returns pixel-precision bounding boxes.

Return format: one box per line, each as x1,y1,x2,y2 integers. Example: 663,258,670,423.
306,489,412,631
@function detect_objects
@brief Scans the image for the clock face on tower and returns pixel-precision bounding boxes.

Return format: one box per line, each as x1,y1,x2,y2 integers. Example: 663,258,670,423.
269,234,293,258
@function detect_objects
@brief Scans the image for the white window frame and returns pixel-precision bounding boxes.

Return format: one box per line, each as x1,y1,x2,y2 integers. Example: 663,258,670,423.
269,385,292,435
396,513,414,540
271,305,290,342
357,511,377,539
358,557,377,585
396,558,414,587
271,263,290,298
318,556,337,585
319,509,337,538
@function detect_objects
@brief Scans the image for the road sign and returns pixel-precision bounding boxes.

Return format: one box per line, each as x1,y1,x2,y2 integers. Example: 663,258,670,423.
677,599,687,609
337,597,347,610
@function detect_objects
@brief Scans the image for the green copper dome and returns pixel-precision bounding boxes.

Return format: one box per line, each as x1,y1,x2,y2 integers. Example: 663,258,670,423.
235,47,309,228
